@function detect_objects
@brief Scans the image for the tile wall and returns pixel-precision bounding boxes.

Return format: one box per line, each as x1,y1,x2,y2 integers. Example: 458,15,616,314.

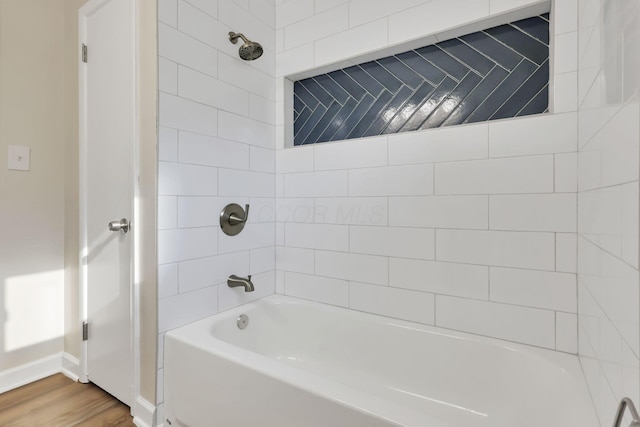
275,0,580,353
156,0,276,419
577,0,640,425
293,14,550,145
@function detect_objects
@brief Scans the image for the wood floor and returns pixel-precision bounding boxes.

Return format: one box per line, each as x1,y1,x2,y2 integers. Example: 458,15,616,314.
0,374,135,426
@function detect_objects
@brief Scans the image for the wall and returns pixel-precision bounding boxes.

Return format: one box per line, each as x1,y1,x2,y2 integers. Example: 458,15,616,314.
0,0,66,373
156,0,276,419
577,0,640,425
274,0,580,352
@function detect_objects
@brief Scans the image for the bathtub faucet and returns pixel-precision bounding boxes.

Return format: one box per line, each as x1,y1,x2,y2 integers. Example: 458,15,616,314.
227,274,255,292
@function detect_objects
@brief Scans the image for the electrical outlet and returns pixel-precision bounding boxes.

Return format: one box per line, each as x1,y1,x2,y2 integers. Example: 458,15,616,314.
8,145,30,171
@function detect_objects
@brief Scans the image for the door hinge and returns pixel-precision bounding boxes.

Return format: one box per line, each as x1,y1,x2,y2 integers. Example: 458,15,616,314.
81,44,88,63
82,322,89,341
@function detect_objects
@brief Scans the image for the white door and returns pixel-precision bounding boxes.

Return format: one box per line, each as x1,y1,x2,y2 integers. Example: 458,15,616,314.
79,0,136,407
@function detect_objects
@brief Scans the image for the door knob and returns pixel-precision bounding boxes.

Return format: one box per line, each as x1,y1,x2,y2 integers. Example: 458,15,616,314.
108,218,129,234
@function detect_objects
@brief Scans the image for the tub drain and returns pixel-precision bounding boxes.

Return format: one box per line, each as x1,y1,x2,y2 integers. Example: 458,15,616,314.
237,314,249,330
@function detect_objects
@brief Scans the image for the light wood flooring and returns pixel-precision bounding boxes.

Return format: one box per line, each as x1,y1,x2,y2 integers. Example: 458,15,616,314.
0,374,135,426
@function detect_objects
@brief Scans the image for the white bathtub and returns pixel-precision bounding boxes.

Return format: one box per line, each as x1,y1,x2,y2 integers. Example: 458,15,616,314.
163,295,598,427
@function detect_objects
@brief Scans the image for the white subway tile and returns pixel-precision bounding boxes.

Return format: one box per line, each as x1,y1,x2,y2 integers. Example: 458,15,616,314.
348,0,428,28
161,94,218,141
389,0,490,45
315,19,388,67
314,137,387,171
250,146,276,173
388,123,488,165
579,185,626,257
622,182,639,268
490,267,576,312
159,127,178,162
275,198,315,222
579,103,639,191
249,0,275,28
553,0,578,34
158,196,178,230
158,162,217,196
436,229,556,270
158,263,179,299
553,72,578,113
276,270,285,294
158,286,218,332
276,43,315,76
555,152,578,193
314,197,388,226
284,272,349,307
250,94,276,125
158,227,218,264
159,0,178,27
250,246,275,274
389,258,489,300
350,226,434,259
219,169,275,197
178,196,240,228
285,5,349,50
556,232,577,273
314,0,348,13
218,271,275,312
178,252,250,292
316,251,388,285
249,197,276,223
436,296,556,348
276,146,314,173
275,173,284,197
350,165,434,196
489,113,577,158
218,222,275,254
556,312,578,353
179,131,249,170
435,155,554,195
389,196,488,229
554,32,578,74
284,170,348,197
490,194,577,232
489,0,541,14
276,246,314,274
277,0,314,28
159,57,178,95
177,1,229,52
285,223,349,251
184,0,218,18
350,282,435,325
178,66,249,116
218,111,275,149
218,53,275,101
158,24,217,78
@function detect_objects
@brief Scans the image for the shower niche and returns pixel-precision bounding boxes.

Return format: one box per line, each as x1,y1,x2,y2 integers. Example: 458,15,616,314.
291,13,550,147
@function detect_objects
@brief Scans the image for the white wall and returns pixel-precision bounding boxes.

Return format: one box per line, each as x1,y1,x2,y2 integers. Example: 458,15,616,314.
156,0,276,418
274,0,580,352
0,0,66,373
577,0,640,424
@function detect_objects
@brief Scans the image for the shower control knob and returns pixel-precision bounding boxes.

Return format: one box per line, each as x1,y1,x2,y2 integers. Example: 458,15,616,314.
108,218,129,234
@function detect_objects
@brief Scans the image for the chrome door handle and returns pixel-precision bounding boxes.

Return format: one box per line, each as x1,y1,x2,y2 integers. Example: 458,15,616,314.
108,218,129,234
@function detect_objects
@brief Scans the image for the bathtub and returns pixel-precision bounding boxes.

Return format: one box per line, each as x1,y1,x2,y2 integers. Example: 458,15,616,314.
163,295,598,427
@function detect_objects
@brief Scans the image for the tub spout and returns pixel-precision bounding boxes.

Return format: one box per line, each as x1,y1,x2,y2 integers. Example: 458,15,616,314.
227,274,254,292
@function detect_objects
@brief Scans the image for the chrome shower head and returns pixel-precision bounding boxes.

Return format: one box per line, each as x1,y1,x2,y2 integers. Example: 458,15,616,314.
228,32,263,61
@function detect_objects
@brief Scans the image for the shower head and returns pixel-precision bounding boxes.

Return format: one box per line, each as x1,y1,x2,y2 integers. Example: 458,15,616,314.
228,32,263,61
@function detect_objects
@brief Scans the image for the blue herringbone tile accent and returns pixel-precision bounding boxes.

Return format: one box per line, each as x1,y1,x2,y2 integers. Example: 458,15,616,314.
293,14,550,146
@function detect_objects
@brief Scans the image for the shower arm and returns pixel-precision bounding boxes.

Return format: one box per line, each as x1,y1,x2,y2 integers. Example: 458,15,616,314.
228,32,249,45
613,398,640,427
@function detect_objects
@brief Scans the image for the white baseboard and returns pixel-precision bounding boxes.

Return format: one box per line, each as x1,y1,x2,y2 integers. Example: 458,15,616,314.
0,352,67,394
133,396,157,427
61,352,81,382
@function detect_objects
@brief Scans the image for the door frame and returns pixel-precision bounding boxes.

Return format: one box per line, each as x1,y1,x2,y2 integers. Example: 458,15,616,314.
78,0,141,408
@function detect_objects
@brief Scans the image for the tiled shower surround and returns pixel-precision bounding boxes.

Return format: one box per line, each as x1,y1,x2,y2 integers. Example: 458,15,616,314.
157,0,639,425
293,14,550,145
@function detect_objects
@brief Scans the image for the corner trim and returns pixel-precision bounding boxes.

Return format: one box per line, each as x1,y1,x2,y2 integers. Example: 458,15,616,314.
132,396,157,427
61,352,81,382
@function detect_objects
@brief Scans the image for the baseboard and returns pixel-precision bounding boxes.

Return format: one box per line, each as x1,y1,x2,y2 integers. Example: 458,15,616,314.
61,352,81,382
0,352,65,394
132,396,157,427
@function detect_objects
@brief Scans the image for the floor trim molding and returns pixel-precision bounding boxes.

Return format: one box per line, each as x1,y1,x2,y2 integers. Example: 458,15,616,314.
132,395,157,427
0,352,71,394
